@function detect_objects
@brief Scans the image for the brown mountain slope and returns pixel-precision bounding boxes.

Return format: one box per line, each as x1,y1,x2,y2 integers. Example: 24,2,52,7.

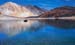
40,6,75,17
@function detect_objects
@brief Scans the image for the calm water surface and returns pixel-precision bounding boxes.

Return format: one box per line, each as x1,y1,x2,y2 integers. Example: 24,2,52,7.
0,19,75,45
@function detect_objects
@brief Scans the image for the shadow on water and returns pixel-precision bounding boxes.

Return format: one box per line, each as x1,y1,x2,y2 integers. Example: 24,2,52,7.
39,19,75,29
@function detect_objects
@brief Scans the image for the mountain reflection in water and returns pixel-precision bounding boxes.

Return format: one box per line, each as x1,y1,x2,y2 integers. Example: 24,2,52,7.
0,19,75,45
39,19,75,29
0,20,42,36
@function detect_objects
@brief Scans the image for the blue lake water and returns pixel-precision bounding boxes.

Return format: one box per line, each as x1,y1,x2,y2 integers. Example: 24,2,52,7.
0,20,75,45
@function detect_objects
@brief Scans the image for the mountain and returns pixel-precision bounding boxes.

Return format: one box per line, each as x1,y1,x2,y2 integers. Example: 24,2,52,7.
40,6,75,17
0,2,45,17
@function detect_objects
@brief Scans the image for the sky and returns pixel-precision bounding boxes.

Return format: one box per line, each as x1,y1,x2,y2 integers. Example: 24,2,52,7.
0,0,75,10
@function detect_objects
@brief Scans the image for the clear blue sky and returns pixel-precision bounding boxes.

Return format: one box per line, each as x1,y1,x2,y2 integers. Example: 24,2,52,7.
0,0,75,10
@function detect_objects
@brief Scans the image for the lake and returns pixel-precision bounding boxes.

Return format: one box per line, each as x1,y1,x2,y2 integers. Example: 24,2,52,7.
0,19,75,45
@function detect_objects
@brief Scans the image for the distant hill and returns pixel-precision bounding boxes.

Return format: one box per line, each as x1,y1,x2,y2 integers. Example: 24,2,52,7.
40,6,75,17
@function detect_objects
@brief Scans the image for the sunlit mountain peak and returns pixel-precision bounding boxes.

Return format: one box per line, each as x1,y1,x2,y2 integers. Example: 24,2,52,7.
0,2,45,17
4,2,18,6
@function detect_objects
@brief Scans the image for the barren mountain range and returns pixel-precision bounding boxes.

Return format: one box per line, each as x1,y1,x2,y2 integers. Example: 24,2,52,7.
0,2,75,18
40,6,75,17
